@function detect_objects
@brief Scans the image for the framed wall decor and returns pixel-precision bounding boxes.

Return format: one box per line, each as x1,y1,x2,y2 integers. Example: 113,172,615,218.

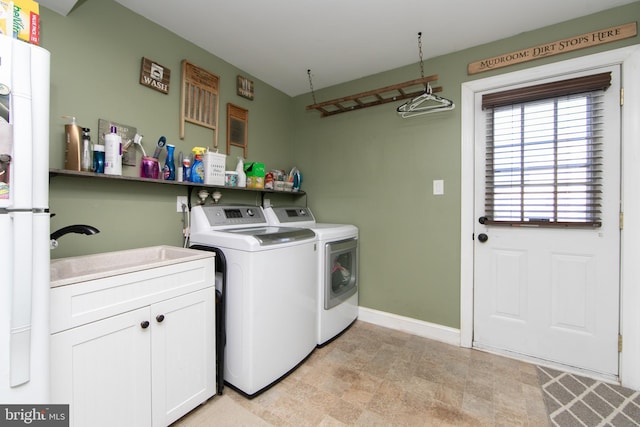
237,75,254,100
180,60,219,148
227,103,248,157
139,57,170,94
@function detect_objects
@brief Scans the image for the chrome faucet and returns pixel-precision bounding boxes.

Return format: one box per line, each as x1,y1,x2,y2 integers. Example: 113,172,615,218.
50,225,100,249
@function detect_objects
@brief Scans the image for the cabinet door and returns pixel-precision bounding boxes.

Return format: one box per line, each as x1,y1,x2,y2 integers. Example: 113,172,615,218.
51,307,152,427
151,288,216,427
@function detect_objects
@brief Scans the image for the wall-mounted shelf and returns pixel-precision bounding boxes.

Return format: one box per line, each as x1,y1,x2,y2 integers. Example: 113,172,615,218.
49,169,306,206
306,74,441,118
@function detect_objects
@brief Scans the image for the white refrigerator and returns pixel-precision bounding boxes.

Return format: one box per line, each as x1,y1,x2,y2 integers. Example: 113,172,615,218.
0,35,51,403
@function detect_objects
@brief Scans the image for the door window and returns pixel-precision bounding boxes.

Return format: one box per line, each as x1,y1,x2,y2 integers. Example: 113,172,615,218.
482,73,611,227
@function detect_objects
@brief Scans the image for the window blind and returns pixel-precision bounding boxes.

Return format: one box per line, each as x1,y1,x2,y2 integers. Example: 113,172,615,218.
482,73,610,228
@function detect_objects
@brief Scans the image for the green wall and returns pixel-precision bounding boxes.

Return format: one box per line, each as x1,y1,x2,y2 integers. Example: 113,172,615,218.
42,0,640,329
43,0,295,258
290,3,640,328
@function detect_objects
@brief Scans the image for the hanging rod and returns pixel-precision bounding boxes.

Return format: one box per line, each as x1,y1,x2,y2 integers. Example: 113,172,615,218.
306,74,441,118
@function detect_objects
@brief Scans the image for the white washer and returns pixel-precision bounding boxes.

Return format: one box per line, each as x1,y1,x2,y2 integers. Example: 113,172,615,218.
264,206,358,346
190,205,317,397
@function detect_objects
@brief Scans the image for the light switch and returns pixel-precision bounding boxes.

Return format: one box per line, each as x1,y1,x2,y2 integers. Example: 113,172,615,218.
433,180,444,195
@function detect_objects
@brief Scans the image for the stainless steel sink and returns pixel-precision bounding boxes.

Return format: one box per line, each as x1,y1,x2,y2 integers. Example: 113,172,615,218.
50,245,212,287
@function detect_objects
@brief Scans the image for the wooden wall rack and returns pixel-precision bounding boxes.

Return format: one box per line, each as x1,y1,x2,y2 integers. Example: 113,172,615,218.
180,60,220,147
306,74,441,118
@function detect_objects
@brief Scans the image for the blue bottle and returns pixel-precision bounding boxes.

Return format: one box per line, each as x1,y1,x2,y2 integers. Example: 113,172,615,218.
163,144,176,180
93,144,105,174
190,148,204,183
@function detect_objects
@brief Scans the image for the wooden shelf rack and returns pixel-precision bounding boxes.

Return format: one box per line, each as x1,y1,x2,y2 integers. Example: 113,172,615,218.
306,74,441,118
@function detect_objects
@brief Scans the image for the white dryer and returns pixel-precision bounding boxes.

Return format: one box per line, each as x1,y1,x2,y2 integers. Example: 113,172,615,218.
264,206,358,346
189,205,317,397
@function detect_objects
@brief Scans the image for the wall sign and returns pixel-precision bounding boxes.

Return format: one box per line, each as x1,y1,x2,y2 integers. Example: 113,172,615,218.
468,22,637,75
237,75,254,100
98,119,138,166
139,57,171,94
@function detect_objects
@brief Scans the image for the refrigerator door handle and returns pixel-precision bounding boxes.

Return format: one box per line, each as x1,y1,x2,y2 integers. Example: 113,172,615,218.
9,212,34,387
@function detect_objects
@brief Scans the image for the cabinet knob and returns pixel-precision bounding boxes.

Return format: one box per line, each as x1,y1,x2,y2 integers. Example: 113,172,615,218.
140,320,150,329
156,314,165,323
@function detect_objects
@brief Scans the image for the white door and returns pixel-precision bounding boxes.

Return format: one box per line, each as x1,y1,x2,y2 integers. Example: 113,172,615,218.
51,307,152,427
473,66,621,377
151,288,216,427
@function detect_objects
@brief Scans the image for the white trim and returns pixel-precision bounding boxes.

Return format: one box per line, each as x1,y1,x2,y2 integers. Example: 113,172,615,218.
358,307,460,346
475,343,619,385
460,44,640,391
619,46,640,390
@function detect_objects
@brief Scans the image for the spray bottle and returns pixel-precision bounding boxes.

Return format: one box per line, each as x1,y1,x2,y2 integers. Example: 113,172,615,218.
190,147,205,183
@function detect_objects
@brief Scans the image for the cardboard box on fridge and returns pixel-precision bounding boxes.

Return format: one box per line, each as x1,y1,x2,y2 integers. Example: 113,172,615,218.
0,1,13,37
12,0,39,45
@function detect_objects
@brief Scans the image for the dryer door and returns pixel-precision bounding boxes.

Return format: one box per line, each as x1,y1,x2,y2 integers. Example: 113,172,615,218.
324,238,358,310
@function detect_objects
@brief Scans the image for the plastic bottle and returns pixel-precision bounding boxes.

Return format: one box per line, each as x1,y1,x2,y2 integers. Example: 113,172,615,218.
163,144,176,180
236,157,246,188
63,115,86,171
289,167,302,192
104,126,122,175
177,151,184,182
183,155,192,182
81,128,92,172
93,145,105,174
190,147,205,183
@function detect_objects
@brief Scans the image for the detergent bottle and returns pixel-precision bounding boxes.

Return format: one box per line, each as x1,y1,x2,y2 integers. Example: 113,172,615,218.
236,157,246,188
190,147,205,183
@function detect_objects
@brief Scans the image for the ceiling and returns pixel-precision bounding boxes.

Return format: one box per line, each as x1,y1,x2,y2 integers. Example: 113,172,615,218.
41,0,637,97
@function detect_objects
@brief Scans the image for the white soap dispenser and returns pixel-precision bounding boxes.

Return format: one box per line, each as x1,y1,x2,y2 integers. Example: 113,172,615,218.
236,157,246,188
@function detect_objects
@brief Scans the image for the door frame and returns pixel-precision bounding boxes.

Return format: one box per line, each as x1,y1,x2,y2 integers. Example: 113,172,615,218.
460,44,640,390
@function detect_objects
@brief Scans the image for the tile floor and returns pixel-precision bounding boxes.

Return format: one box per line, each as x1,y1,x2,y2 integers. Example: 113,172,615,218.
177,321,550,426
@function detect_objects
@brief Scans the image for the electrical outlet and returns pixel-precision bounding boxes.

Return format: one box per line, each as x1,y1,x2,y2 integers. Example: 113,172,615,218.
433,180,444,195
176,196,188,212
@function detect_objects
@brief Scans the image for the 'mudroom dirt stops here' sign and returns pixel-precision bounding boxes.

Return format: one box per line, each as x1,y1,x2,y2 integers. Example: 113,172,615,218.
468,22,637,75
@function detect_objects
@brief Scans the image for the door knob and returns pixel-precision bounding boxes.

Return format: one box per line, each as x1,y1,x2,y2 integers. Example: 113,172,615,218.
140,320,150,329
156,314,165,323
479,216,488,224
477,233,489,243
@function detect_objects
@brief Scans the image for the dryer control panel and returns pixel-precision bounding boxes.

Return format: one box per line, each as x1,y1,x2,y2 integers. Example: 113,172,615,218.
266,206,316,224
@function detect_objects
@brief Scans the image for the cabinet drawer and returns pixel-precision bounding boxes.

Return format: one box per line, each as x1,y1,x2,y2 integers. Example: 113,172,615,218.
51,258,215,333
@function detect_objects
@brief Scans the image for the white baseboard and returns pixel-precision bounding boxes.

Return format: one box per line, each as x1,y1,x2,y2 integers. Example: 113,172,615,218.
357,306,460,346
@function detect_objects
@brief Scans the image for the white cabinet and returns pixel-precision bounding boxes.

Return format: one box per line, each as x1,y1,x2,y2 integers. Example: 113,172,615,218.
50,257,216,427
151,288,215,426
51,307,153,427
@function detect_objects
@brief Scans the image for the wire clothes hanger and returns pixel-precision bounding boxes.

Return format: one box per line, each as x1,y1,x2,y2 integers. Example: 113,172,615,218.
397,32,455,118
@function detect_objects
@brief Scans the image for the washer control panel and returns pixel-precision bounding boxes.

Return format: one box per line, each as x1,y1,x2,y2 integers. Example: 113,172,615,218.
201,205,267,226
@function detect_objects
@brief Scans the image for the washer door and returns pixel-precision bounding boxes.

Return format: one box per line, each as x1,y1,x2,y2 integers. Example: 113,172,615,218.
324,238,358,310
